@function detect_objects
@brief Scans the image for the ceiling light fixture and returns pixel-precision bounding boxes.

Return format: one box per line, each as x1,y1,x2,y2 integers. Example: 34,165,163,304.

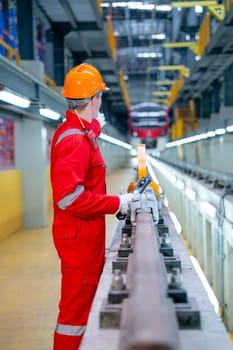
195,5,203,13
207,131,216,137
101,2,110,7
0,86,31,108
128,2,154,10
112,2,127,8
151,33,166,40
137,52,163,58
226,124,233,132
39,107,61,120
215,128,226,135
100,133,133,150
110,2,154,10
102,2,172,11
156,4,172,11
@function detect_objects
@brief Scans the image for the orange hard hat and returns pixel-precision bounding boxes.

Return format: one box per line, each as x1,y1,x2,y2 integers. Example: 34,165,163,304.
62,63,109,99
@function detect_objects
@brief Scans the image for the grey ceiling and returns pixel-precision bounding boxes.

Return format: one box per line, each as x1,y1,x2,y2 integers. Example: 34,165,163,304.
35,0,233,111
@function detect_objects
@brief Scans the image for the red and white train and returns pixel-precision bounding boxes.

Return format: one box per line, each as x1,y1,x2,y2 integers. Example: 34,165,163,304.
128,102,169,148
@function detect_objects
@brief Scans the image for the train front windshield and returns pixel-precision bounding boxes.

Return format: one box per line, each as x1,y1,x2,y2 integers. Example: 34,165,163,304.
129,102,168,138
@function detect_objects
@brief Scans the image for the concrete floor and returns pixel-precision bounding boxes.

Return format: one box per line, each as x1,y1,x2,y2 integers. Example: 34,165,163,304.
0,167,135,350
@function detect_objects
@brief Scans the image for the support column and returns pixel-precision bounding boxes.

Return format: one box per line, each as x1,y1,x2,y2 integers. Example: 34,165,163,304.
200,89,212,120
15,119,48,228
194,97,201,119
212,80,221,113
16,0,36,59
53,29,65,86
224,64,233,106
45,29,54,79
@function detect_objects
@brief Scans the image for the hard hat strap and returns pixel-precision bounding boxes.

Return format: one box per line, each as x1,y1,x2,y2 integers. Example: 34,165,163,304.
73,109,89,135
73,109,98,149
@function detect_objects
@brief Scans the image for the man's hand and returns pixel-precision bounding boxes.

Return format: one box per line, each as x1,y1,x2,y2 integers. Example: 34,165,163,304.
119,193,133,210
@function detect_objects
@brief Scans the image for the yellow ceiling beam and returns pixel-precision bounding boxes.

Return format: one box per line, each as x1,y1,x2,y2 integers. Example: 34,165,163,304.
158,65,184,70
153,91,170,96
158,65,190,78
163,42,197,54
152,98,169,104
171,1,225,20
171,1,217,8
207,5,225,21
155,80,174,85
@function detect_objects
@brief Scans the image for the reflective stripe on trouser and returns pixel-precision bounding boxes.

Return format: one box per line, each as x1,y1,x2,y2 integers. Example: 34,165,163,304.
54,324,86,350
53,331,83,350
56,324,86,336
53,274,98,350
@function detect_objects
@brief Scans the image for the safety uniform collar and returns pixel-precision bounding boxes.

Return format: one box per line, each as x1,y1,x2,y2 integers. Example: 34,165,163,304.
66,110,92,130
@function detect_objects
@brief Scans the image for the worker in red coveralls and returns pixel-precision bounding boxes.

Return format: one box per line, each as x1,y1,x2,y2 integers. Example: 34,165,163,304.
50,63,133,350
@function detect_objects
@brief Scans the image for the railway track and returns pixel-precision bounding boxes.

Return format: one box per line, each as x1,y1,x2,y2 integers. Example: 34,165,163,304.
80,187,232,350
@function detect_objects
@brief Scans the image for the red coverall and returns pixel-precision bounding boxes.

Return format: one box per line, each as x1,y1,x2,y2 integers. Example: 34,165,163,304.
50,110,120,350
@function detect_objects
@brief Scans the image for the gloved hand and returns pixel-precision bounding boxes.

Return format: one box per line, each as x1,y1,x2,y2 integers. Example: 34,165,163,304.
97,112,106,128
119,193,133,210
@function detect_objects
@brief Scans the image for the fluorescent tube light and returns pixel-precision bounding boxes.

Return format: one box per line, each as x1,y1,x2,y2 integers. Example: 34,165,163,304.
151,33,166,40
147,155,169,177
199,133,208,139
164,196,169,207
195,5,203,13
128,2,154,10
215,128,226,135
147,161,159,183
156,4,172,11
101,2,110,7
190,256,219,313
111,2,154,10
112,2,127,8
137,52,162,58
39,107,60,120
102,2,171,11
100,133,133,150
0,89,31,108
226,125,233,132
133,111,165,117
169,211,182,234
207,131,215,137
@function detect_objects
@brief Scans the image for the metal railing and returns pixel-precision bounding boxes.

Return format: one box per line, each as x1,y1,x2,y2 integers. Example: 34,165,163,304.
0,39,20,65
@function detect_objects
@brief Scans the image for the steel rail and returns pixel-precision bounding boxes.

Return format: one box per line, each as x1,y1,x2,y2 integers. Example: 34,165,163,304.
118,210,180,350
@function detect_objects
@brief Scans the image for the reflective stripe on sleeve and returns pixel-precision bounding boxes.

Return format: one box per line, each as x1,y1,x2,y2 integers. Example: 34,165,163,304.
55,129,84,146
57,185,85,209
55,323,86,336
